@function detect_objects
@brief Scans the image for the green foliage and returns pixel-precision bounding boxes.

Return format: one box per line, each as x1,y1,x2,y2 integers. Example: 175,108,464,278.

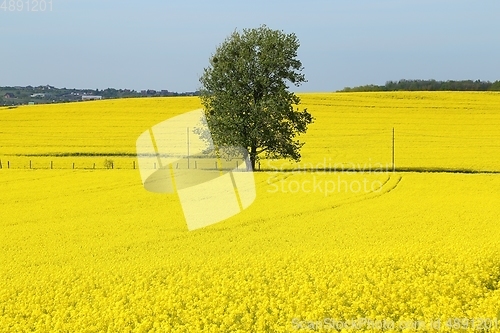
339,79,500,92
103,159,114,169
0,86,199,106
490,81,500,91
199,25,314,170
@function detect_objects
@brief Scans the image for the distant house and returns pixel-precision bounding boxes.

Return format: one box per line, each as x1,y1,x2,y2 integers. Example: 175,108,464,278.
30,93,45,98
82,95,103,101
4,93,16,99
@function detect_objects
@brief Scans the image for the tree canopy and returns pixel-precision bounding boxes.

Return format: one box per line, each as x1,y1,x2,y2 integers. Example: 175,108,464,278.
199,25,314,170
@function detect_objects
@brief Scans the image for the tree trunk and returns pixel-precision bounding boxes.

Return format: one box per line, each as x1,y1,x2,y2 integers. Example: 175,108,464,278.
250,145,257,171
243,149,252,171
244,155,253,171
250,156,256,171
244,146,257,171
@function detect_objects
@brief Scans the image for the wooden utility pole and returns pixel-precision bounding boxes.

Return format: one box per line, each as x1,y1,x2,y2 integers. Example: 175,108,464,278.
187,127,190,169
392,127,395,172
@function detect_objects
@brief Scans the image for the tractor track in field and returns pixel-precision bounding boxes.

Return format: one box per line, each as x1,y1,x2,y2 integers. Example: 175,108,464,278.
329,174,402,210
251,172,404,227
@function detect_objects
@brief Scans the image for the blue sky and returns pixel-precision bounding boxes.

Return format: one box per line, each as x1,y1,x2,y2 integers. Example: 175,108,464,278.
1,0,499,92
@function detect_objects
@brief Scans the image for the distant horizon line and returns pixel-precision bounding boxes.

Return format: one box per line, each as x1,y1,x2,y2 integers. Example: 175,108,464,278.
2,78,500,94
0,84,200,94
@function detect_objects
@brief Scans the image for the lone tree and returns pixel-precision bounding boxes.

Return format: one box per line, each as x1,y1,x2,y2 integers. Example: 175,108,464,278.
199,25,314,170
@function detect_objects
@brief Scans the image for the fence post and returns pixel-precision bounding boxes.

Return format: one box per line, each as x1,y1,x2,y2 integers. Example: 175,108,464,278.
72,162,75,169
133,161,135,169
30,160,32,169
8,161,10,169
154,163,156,169
111,162,114,169
194,160,197,169
93,163,95,169
50,161,53,169
0,159,2,169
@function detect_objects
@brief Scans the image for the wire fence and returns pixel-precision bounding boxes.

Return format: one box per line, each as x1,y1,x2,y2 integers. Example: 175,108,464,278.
2,128,500,172
0,157,257,171
0,158,136,170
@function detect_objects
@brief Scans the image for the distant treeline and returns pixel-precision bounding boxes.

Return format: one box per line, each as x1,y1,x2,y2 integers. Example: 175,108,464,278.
339,79,500,92
0,85,200,106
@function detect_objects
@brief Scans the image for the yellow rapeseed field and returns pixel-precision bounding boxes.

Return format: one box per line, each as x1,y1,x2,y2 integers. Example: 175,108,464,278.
1,92,500,332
